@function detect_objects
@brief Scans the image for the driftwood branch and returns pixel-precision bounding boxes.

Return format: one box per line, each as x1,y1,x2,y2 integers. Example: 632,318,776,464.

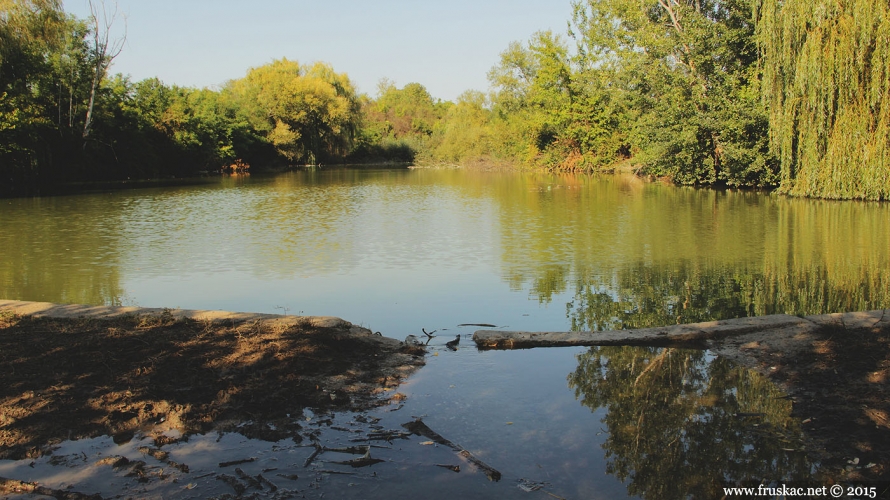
402,419,502,481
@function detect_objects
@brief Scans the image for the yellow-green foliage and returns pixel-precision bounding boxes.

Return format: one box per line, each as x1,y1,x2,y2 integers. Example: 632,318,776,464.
431,90,493,163
228,59,361,164
759,0,890,199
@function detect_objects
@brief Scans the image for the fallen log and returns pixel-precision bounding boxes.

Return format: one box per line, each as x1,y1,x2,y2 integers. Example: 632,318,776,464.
473,314,815,350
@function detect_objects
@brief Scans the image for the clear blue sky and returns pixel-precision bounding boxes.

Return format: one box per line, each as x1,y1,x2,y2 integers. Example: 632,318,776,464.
63,0,576,101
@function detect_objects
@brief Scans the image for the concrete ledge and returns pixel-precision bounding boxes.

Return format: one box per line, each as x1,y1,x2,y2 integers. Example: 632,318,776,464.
473,310,890,350
805,309,889,331
0,299,356,331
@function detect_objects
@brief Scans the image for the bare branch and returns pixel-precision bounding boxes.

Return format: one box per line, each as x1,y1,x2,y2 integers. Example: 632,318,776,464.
82,0,127,140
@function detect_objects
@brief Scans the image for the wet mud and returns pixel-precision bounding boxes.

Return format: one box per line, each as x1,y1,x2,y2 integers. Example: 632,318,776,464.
0,312,425,462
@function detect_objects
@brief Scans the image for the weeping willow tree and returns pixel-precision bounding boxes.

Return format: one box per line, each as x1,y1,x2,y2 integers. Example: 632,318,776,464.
758,0,890,200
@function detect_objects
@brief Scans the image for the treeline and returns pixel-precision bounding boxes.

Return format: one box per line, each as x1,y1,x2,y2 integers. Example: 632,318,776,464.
1,1,371,195
461,0,889,199
2,0,888,199
384,0,889,200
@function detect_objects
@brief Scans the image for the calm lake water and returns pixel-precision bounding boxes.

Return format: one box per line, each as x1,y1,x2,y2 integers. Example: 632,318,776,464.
2,167,889,498
3,167,889,334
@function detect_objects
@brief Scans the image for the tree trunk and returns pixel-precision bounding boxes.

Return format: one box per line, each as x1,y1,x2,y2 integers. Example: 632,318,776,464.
82,61,101,139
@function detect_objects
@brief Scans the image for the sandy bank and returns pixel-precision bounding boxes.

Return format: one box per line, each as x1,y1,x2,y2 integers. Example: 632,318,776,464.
0,300,426,461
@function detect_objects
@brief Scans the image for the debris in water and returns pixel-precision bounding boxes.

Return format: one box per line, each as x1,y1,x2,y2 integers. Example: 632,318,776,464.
216,473,246,495
0,477,103,499
517,478,547,492
330,448,385,468
256,473,278,492
315,469,360,475
324,445,371,455
219,457,256,468
235,467,263,489
402,418,502,481
353,429,412,442
446,335,460,350
304,443,323,468
96,455,130,468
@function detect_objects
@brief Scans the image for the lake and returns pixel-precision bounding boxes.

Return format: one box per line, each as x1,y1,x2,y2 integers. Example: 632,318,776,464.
1,167,889,498
3,167,888,334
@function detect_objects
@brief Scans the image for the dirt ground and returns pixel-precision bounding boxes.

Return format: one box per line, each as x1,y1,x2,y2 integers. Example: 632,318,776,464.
0,311,426,462
713,322,890,483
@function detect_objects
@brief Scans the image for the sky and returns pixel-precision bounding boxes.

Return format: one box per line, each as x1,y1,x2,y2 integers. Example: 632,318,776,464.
63,0,577,101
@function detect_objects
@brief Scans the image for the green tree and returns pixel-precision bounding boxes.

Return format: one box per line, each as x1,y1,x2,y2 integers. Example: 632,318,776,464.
431,90,492,162
100,76,270,178
488,32,575,168
229,59,361,165
757,0,890,200
570,0,777,185
354,80,449,163
486,30,630,171
0,0,86,191
375,81,441,137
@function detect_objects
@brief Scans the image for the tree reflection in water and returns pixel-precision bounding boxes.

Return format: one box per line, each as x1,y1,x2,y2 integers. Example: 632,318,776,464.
568,347,814,499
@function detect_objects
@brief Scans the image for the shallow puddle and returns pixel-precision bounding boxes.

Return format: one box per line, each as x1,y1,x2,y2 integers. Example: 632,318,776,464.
0,341,815,499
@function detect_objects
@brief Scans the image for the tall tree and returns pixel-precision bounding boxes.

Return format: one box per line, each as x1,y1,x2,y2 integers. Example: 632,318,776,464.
432,90,492,162
229,59,360,164
81,0,125,140
570,0,777,185
0,0,76,191
488,31,587,168
757,0,890,200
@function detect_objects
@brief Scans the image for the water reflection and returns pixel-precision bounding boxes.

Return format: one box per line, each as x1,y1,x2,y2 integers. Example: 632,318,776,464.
562,260,890,331
0,341,819,498
495,174,890,328
0,194,127,305
568,347,813,499
1,169,889,334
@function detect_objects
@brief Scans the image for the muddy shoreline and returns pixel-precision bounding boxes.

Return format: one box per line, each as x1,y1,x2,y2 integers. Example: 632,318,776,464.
0,302,426,462
1,300,889,497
